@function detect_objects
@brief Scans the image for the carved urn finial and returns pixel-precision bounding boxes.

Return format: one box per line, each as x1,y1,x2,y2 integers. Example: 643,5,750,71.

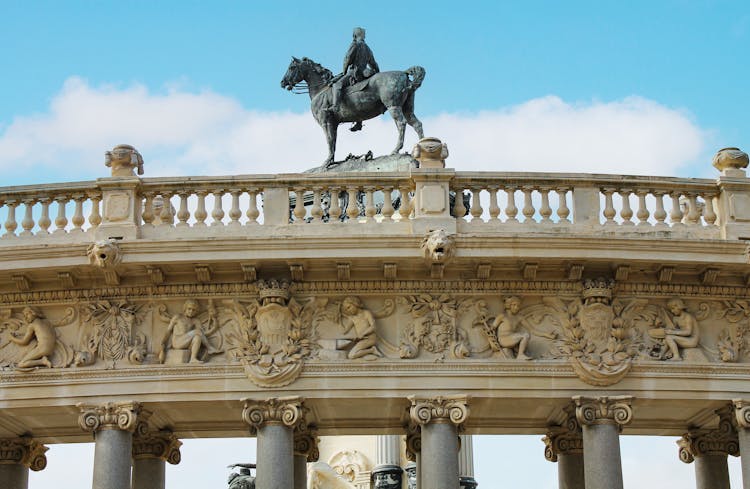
105,144,144,177
712,147,748,177
412,137,449,169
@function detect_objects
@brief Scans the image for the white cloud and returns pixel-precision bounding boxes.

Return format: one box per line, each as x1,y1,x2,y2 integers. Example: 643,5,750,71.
2,78,706,185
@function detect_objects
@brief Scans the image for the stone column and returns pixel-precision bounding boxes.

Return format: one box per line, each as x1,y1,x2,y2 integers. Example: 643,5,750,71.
242,396,304,489
0,436,48,489
458,435,478,489
734,400,750,489
409,395,470,489
573,396,633,489
405,423,422,489
543,406,585,489
372,435,403,489
293,421,318,489
78,401,141,489
678,406,738,489
132,426,182,489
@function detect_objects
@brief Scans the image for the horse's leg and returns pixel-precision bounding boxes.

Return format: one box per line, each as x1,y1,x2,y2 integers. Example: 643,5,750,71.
323,121,338,165
387,106,407,155
404,93,425,139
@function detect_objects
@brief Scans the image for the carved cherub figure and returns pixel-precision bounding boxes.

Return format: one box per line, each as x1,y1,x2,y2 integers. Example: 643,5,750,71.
159,300,218,364
340,296,382,360
10,307,57,368
491,297,531,360
649,298,700,361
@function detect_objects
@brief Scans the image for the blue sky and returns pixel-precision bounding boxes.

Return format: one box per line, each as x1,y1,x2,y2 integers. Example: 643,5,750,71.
4,1,750,487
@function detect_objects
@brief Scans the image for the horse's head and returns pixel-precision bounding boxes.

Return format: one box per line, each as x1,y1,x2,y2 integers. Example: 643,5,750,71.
281,57,305,91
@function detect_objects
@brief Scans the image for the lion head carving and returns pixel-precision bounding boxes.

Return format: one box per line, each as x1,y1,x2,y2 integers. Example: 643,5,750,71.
87,239,122,268
420,229,456,264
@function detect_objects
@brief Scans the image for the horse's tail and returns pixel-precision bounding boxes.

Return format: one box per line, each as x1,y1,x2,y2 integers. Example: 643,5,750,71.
405,66,426,91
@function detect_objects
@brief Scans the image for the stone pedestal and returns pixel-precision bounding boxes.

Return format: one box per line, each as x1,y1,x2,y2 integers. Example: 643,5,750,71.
574,396,633,489
78,401,141,489
242,396,305,489
733,400,750,489
132,428,182,489
543,407,584,489
409,395,469,489
679,406,739,489
0,437,47,489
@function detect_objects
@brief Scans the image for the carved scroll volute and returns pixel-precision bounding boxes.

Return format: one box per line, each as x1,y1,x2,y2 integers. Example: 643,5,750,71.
294,421,319,462
133,430,183,465
77,401,142,433
573,396,633,429
241,396,304,434
0,436,49,471
404,422,421,462
679,406,739,464
733,399,750,430
543,408,583,462
408,395,470,427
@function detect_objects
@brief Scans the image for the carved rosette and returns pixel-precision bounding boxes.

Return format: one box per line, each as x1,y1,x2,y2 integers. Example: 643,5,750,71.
732,399,750,430
408,395,470,428
0,437,48,471
77,401,142,433
543,409,583,462
573,396,633,428
133,430,182,465
678,408,739,463
293,421,319,462
241,396,304,434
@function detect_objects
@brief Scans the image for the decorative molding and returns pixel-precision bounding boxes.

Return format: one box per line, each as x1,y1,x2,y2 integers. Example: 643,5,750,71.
701,268,720,285
567,264,584,281
0,436,48,471
522,263,538,281
290,264,304,281
614,265,630,281
658,266,674,283
543,406,582,462
337,263,351,281
241,264,257,282
408,395,470,427
573,396,633,427
241,396,304,434
57,272,75,288
77,401,142,432
476,263,491,280
133,429,182,464
678,407,739,463
147,266,165,285
195,265,211,283
12,274,31,292
383,263,397,280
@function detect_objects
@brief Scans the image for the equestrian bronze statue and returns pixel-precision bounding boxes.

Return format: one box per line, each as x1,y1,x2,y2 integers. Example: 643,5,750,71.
280,27,425,167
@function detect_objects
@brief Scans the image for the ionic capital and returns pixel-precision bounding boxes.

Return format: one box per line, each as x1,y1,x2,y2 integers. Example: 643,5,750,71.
133,429,182,465
77,401,142,433
404,422,421,462
732,399,750,430
0,436,48,471
573,396,633,428
543,408,583,462
293,421,319,462
408,395,470,427
678,408,739,463
241,396,304,433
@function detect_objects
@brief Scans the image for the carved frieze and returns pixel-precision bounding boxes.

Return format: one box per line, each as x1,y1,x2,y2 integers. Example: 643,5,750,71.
0,306,75,370
0,436,48,471
78,300,146,366
398,294,469,360
78,401,142,433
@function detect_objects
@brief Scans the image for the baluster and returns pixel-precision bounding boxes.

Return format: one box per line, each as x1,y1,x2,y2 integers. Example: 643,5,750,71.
3,200,17,237
293,188,307,223
38,198,51,234
505,187,518,223
669,192,684,227
20,199,36,236
602,188,616,225
635,191,650,226
310,187,324,223
381,187,395,222
399,185,412,220
329,188,342,222
653,192,667,227
453,186,467,220
539,188,552,223
142,192,155,227
54,195,68,234
159,193,174,226
211,190,225,226
686,194,700,225
71,194,85,233
619,190,633,225
88,194,102,229
703,194,717,226
488,186,500,221
346,187,360,223
470,188,484,223
176,192,190,227
364,187,376,223
556,188,570,223
522,187,535,223
246,189,260,225
228,189,242,226
194,191,208,227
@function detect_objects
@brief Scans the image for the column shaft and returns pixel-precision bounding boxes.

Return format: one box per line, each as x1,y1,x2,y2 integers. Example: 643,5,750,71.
256,424,294,489
739,428,750,489
132,457,166,489
0,464,28,489
421,422,460,489
293,454,307,489
694,454,730,489
92,429,133,489
557,452,585,489
376,434,401,465
581,423,623,489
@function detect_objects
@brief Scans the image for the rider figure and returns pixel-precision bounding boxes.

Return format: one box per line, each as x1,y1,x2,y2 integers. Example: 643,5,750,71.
329,27,380,131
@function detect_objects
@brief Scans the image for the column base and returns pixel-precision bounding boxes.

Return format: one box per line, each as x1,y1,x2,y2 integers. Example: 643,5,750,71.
372,464,403,489
459,476,478,488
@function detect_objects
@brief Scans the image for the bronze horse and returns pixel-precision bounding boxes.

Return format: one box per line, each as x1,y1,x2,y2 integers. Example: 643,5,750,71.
281,57,425,166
